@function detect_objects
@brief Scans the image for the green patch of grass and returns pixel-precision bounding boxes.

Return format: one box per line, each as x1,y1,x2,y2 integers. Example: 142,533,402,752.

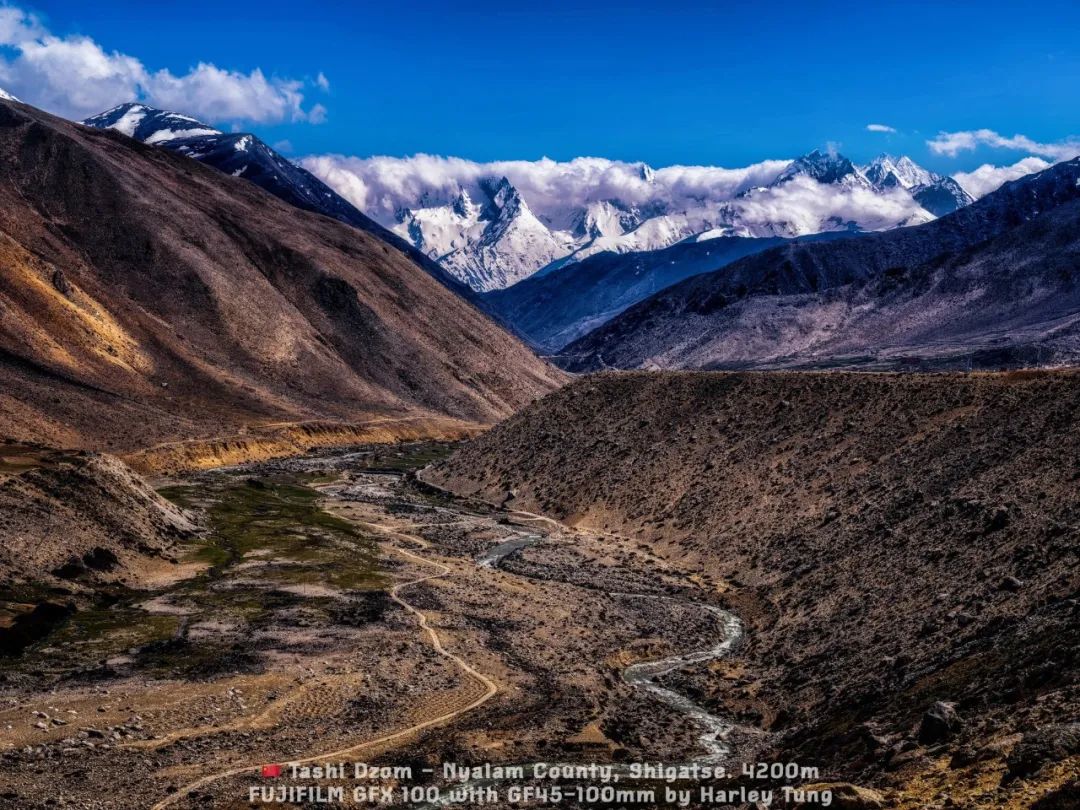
54,605,179,648
162,474,384,590
187,540,230,568
188,478,382,587
8,603,180,675
7,464,389,681
156,483,201,509
362,442,456,472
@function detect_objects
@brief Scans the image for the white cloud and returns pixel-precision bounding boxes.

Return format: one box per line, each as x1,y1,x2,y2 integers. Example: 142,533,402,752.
927,128,1080,161
0,6,42,44
145,63,314,124
866,123,896,133
0,5,325,124
952,157,1052,199
299,153,793,227
315,72,330,91
733,175,930,234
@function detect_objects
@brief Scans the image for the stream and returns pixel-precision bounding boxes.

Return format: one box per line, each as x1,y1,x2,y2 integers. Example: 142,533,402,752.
477,527,744,762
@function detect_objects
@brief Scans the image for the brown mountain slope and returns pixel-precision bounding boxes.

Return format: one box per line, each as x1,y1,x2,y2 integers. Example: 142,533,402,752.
0,99,564,454
424,371,1080,803
0,448,195,590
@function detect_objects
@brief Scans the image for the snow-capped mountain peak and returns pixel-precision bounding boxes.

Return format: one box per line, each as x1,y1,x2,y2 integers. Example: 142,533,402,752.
773,148,868,188
862,153,934,190
479,176,524,221
384,147,956,291
303,148,982,292
394,176,572,291
860,153,974,216
451,188,479,218
0,86,20,102
572,200,643,240
82,103,221,145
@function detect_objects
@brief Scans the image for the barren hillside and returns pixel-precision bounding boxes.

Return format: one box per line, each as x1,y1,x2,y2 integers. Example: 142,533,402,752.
425,371,1080,800
0,99,564,454
0,446,195,590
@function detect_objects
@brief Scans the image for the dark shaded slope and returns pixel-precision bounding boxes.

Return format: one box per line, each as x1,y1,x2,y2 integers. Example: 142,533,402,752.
913,176,973,217
82,104,477,303
485,232,859,351
0,98,564,451
483,236,789,351
560,159,1080,371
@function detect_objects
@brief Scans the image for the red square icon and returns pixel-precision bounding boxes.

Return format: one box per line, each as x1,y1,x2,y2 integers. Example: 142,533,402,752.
261,764,283,778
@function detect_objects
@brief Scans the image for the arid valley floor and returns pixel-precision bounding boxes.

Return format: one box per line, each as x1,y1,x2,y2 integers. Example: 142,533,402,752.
0,444,766,809
1,373,1078,810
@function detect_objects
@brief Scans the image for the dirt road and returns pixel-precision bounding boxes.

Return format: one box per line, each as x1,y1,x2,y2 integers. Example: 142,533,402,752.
150,521,499,810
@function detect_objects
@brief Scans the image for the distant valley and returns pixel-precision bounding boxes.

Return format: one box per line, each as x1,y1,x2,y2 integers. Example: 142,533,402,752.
558,158,1080,372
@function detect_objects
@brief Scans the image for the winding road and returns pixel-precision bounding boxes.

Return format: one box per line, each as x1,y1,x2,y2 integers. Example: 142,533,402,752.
150,519,499,810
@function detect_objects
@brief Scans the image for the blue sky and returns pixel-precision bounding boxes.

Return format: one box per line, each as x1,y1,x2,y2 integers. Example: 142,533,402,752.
6,0,1080,172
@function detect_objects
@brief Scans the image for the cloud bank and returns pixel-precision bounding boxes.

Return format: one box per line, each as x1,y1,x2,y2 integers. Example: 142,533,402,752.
300,153,795,227
300,152,939,247
952,157,1052,199
731,175,929,234
925,126,1076,199
0,6,325,124
927,128,1080,161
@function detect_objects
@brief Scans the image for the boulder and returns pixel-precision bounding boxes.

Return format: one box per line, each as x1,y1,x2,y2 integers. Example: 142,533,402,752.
51,268,72,295
985,506,1010,533
1005,724,1080,782
919,701,962,744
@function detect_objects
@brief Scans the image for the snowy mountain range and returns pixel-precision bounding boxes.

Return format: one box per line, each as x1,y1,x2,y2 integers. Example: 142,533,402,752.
353,149,974,292
81,102,977,297
403,178,576,291
557,157,1080,372
80,104,475,300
